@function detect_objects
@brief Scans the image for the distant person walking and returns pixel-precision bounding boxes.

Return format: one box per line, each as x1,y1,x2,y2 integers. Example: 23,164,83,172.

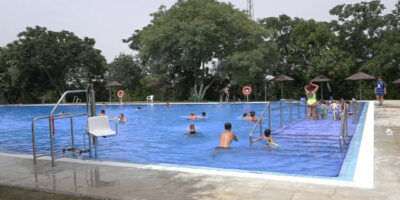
375,76,386,106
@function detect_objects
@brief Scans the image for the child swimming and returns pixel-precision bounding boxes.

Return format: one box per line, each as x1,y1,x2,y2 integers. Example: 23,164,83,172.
252,129,277,146
185,124,197,135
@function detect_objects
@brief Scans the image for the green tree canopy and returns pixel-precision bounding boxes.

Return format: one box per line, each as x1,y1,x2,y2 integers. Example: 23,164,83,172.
0,26,106,103
124,0,278,100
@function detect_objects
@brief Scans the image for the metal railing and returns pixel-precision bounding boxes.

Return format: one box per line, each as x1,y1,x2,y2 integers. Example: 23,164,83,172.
32,87,93,166
339,103,349,148
249,99,306,141
73,96,81,104
351,99,362,124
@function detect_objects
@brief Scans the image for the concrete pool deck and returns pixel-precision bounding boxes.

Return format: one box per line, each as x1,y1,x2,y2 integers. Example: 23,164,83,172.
0,101,399,200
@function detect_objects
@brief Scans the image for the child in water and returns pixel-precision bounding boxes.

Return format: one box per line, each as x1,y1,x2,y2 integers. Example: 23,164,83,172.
317,100,328,119
118,113,127,123
185,124,197,135
329,101,341,120
252,129,276,145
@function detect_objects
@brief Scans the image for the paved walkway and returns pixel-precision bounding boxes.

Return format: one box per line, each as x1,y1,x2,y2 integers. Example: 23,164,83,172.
0,101,399,200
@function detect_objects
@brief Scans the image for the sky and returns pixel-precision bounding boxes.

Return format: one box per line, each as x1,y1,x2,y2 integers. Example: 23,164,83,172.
0,0,397,62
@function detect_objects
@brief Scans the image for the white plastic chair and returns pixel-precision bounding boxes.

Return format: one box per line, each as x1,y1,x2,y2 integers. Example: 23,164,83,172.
146,95,154,103
87,116,117,137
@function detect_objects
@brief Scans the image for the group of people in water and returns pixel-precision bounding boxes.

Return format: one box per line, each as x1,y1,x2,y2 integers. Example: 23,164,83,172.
186,109,269,148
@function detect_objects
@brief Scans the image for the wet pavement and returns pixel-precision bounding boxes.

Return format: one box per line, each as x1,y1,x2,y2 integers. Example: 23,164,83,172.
0,101,399,200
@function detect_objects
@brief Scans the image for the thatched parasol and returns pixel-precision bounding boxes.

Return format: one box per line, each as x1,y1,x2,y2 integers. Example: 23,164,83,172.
271,74,294,99
345,72,375,99
146,80,169,87
105,81,123,104
311,75,333,99
392,78,400,84
146,80,170,101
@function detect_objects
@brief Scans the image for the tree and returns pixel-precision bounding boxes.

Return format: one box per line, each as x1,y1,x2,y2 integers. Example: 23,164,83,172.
108,54,145,90
0,26,106,103
125,0,277,100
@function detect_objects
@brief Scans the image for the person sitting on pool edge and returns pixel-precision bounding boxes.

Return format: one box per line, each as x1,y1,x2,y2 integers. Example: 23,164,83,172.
252,129,274,144
185,124,197,135
247,111,258,122
218,123,238,148
118,113,127,123
188,112,199,120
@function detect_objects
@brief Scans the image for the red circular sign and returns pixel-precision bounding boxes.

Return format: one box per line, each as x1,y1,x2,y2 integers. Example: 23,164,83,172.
117,90,125,98
242,86,252,96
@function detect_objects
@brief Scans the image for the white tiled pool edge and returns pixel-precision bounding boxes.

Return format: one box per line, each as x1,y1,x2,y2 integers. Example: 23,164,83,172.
352,101,374,188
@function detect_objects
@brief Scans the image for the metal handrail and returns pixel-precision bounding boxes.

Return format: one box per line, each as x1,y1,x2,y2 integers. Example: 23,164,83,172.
249,102,270,138
249,98,306,142
32,89,91,166
339,103,349,148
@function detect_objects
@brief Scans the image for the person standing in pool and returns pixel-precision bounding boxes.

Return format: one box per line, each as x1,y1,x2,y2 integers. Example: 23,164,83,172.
99,109,106,116
218,123,238,148
118,113,127,123
304,82,319,120
188,112,199,120
375,76,386,106
185,124,197,135
247,111,258,122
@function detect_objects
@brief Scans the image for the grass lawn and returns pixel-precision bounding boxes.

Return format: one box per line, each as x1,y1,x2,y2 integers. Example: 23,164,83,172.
0,185,103,200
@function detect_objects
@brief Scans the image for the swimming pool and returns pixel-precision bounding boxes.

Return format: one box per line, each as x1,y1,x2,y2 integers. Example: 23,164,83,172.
0,102,363,177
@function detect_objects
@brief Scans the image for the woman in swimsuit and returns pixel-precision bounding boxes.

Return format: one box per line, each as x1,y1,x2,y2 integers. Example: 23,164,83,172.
304,82,319,120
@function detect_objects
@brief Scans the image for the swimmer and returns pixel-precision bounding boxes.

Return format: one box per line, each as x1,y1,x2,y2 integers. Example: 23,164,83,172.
166,102,171,108
252,129,275,144
201,112,207,118
218,123,238,148
136,106,141,110
185,124,197,135
118,113,127,123
99,109,106,116
247,111,258,122
188,112,199,120
243,113,248,119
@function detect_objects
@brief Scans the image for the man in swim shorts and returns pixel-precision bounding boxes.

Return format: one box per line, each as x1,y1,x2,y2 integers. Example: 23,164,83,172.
375,76,386,106
218,123,238,148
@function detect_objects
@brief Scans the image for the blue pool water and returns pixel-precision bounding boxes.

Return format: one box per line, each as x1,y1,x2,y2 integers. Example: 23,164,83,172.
0,102,362,177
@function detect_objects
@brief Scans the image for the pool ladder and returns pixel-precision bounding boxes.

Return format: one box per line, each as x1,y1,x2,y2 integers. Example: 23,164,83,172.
339,99,362,148
31,84,97,166
249,99,306,142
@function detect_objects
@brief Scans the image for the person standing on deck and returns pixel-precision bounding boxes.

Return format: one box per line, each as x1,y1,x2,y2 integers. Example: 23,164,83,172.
375,76,386,106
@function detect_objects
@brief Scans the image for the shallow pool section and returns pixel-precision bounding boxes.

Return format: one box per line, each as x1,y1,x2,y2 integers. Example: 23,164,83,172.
0,102,364,177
